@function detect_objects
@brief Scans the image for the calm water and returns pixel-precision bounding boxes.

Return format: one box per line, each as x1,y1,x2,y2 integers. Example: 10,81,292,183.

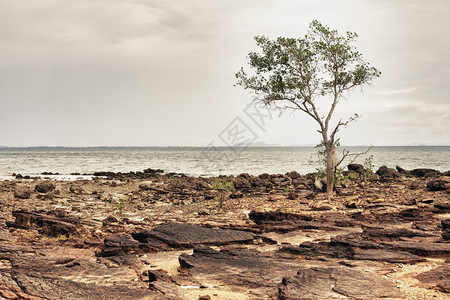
0,146,448,178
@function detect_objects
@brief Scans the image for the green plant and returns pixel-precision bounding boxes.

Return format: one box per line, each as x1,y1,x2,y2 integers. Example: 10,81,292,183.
211,180,235,208
114,198,126,215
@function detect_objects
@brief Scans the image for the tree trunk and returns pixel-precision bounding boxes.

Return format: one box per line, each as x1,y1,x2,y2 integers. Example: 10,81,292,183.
325,144,336,200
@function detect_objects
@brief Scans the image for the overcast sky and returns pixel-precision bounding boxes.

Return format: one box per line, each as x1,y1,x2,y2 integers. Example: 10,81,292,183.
1,0,449,147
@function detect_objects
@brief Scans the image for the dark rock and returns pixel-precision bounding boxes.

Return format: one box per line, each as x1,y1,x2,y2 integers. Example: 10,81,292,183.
396,166,408,173
258,173,270,179
416,265,450,293
280,241,353,259
442,219,450,240
133,223,254,248
427,176,450,191
287,170,301,179
198,295,211,300
411,168,442,178
100,234,156,256
376,166,400,181
278,266,402,299
348,163,365,174
143,168,164,174
249,211,312,223
14,188,31,199
35,181,55,193
147,269,173,283
442,219,450,230
7,211,81,237
102,215,119,226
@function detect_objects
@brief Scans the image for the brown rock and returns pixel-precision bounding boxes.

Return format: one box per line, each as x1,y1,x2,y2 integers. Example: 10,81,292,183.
7,211,81,237
278,266,402,299
411,168,442,178
416,265,450,293
14,189,31,199
427,176,450,191
352,248,425,263
383,241,450,257
35,182,55,193
376,166,400,181
134,223,254,248
287,170,301,179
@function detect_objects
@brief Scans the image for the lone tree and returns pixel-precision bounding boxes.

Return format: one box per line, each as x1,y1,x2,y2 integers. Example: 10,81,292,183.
236,20,380,199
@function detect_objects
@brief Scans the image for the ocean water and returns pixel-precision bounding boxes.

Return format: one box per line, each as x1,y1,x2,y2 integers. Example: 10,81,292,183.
0,146,448,179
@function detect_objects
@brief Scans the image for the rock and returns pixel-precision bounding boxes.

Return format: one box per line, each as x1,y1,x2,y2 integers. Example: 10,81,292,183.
348,163,365,174
100,234,156,256
442,219,450,240
416,265,450,293
133,223,254,248
362,226,435,239
69,184,84,194
411,168,442,178
278,266,402,299
376,166,400,181
178,246,303,298
14,189,31,199
287,170,301,179
249,176,263,187
7,211,81,237
427,176,450,191
249,211,312,224
35,182,55,193
383,241,450,257
311,203,333,211
396,166,408,173
198,295,211,300
258,173,270,179
352,248,425,263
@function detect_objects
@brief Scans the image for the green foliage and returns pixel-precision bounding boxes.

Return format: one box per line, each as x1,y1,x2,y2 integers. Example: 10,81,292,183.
114,198,126,215
211,180,235,208
236,20,380,199
236,20,380,110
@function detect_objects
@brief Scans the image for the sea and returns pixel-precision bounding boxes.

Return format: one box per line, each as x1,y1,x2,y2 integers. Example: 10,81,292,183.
0,146,449,180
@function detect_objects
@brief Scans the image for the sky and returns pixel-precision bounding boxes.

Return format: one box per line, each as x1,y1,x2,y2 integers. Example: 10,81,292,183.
0,0,449,147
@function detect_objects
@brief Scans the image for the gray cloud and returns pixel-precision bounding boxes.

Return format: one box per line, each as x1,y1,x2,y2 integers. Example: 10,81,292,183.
0,0,449,146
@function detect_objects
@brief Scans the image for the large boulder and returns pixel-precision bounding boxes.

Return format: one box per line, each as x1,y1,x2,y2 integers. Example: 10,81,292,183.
287,170,301,179
348,163,365,174
376,166,400,181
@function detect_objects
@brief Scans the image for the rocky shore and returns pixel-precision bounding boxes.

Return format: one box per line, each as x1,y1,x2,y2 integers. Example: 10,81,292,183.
0,166,449,299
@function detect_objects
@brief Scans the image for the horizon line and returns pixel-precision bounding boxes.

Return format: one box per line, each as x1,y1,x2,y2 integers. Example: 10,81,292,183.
1,144,449,148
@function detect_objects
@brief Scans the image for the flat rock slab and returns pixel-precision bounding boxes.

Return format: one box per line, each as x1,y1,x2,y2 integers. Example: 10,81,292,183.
134,223,255,248
278,266,402,299
178,246,303,298
352,248,425,264
416,265,450,293
101,223,255,256
383,241,450,257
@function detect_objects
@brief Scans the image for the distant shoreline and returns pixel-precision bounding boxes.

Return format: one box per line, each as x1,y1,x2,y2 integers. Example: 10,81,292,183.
1,145,450,149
